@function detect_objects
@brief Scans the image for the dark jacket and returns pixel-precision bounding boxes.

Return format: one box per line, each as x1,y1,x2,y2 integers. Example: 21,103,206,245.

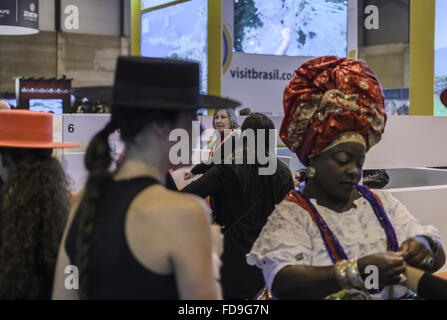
182,160,294,299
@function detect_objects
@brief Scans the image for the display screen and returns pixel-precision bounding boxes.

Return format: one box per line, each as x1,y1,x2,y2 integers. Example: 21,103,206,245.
141,0,208,93
435,0,447,116
29,99,63,114
0,99,17,108
234,0,348,57
141,0,178,10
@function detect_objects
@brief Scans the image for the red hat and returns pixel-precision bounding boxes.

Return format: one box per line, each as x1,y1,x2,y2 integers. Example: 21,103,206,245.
0,110,79,149
280,56,386,165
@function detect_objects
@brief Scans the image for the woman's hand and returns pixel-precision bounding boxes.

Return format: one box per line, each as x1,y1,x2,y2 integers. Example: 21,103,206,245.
184,169,194,180
399,237,434,271
358,252,407,286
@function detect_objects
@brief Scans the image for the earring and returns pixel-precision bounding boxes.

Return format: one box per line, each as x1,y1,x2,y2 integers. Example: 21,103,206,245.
306,166,316,179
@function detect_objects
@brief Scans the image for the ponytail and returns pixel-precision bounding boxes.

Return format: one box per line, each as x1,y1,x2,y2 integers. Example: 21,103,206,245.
74,121,116,299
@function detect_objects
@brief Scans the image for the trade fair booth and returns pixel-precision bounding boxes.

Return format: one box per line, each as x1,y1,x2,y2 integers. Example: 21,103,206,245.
3,0,447,304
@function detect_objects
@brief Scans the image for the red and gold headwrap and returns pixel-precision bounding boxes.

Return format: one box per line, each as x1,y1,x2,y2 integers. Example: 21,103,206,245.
280,56,386,165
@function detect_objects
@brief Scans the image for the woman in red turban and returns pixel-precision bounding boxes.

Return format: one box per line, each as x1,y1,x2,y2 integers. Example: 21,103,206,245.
247,56,445,300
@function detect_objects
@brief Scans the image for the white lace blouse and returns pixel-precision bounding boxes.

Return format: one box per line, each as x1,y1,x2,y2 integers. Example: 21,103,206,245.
246,190,440,300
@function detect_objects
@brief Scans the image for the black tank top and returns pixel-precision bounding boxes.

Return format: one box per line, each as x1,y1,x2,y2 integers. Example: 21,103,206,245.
65,177,179,299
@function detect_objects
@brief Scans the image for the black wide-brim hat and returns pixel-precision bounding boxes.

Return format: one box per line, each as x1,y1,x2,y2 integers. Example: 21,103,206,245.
72,56,240,109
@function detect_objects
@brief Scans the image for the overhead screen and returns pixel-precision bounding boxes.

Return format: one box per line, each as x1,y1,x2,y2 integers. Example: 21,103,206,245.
141,0,208,93
234,0,348,57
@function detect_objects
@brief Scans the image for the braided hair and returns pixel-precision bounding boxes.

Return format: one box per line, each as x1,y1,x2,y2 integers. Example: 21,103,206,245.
73,105,182,299
74,121,115,299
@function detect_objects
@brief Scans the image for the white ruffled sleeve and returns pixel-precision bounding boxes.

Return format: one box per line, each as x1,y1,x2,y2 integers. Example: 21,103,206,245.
374,191,440,244
246,200,314,292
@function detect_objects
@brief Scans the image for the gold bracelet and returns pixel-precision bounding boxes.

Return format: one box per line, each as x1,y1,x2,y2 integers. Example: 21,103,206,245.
334,260,351,289
346,258,365,290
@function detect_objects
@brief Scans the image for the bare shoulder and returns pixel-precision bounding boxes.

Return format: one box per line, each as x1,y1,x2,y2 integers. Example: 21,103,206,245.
130,185,211,228
125,185,212,273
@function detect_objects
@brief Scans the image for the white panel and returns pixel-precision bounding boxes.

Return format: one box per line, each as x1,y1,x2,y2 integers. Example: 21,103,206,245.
61,0,120,35
365,116,447,169
62,114,114,143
